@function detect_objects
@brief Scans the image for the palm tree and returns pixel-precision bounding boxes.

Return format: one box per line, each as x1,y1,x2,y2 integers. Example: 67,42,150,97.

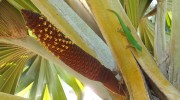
0,0,180,100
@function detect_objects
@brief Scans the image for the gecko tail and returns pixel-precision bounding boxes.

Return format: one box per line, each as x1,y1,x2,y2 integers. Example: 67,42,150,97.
136,44,142,52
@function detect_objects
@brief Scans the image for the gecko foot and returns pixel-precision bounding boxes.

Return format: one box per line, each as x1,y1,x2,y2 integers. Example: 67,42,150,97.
126,44,134,49
117,28,125,36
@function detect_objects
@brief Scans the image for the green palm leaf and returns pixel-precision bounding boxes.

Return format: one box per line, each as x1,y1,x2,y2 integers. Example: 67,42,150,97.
0,43,34,94
0,92,28,100
16,55,83,100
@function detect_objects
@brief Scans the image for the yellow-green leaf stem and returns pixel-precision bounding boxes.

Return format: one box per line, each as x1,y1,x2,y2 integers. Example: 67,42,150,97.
169,0,180,91
86,0,149,99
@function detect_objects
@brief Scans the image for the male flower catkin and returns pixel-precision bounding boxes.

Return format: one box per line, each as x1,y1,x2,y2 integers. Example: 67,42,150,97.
21,9,124,95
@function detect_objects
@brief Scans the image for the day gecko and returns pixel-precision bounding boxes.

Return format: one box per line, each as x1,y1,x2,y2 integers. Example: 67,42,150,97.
108,9,142,52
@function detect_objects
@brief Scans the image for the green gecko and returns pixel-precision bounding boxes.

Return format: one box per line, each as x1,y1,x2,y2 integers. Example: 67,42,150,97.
107,9,142,52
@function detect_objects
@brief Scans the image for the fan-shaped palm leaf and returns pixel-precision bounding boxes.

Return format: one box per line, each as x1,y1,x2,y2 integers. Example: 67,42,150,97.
0,43,34,94
15,55,83,100
139,18,154,54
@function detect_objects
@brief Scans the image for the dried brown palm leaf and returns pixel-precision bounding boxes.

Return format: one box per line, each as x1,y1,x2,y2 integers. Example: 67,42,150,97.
0,0,27,39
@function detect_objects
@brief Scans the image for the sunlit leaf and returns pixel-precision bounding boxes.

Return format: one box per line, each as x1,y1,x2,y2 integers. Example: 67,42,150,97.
86,0,149,99
29,57,47,100
0,92,28,100
16,56,41,93
53,63,84,100
124,0,139,28
166,11,172,29
45,60,66,100
0,43,34,94
7,0,39,12
16,55,84,100
43,85,51,100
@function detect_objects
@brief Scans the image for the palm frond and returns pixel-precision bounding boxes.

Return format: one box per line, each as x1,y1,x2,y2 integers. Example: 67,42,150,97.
0,0,27,39
0,43,34,94
16,56,83,100
139,18,154,54
65,0,104,41
0,92,28,100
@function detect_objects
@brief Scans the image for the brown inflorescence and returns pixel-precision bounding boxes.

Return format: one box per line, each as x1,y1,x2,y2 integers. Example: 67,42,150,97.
21,9,124,95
